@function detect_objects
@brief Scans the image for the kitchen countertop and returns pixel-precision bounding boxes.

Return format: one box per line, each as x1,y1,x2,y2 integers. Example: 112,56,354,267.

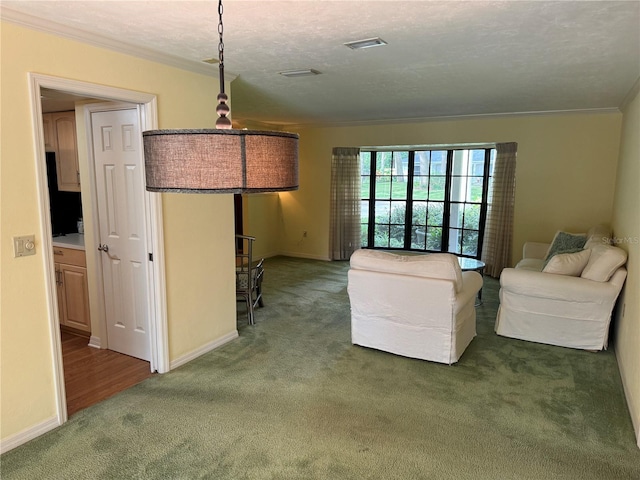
52,233,85,251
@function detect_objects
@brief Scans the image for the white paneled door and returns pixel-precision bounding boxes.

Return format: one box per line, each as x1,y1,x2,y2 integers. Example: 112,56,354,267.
92,108,150,361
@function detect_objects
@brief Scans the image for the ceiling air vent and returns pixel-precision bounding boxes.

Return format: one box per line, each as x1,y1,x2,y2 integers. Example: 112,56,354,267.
279,69,322,78
344,37,387,50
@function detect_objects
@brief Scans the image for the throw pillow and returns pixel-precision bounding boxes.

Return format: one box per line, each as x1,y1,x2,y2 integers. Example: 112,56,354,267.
542,249,591,276
545,231,587,261
543,247,584,269
581,244,627,282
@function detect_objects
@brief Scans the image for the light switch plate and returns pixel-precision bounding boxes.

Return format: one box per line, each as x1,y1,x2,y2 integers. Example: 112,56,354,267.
13,235,36,257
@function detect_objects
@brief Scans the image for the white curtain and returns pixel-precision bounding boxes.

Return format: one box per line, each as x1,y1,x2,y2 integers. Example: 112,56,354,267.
481,142,517,277
330,147,361,260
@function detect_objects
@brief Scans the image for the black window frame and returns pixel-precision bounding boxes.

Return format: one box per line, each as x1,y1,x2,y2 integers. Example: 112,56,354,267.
360,147,495,259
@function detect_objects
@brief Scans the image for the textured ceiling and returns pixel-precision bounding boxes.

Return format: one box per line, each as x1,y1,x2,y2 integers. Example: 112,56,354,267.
3,1,639,126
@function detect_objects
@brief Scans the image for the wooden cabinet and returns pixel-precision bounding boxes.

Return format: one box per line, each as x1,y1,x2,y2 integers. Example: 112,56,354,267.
42,111,81,192
42,114,57,152
54,247,91,334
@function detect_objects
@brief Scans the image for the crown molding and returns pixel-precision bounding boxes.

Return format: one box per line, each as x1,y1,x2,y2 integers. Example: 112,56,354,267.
277,107,622,130
0,7,237,81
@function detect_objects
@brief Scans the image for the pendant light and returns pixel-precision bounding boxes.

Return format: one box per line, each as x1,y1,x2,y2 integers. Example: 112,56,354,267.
142,0,299,193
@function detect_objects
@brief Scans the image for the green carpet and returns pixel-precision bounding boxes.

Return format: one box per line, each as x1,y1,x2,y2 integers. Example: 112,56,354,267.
2,256,639,479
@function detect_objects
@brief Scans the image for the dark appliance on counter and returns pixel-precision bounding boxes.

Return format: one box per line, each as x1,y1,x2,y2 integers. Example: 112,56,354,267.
46,152,83,236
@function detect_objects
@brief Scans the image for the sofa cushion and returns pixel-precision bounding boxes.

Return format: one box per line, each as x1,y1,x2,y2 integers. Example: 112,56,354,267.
542,249,591,276
581,245,627,282
350,250,463,292
545,231,587,261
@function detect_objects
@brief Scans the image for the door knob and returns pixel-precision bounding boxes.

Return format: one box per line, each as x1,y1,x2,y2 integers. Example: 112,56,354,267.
98,244,109,253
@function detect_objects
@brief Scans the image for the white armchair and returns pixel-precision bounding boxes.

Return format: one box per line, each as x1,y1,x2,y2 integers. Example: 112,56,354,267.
496,226,627,350
347,250,483,364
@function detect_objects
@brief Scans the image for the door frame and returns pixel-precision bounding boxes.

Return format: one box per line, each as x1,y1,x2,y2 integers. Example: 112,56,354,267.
28,73,169,426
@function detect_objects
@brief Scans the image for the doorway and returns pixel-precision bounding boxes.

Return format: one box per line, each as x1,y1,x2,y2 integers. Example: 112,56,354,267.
61,331,153,416
30,73,169,425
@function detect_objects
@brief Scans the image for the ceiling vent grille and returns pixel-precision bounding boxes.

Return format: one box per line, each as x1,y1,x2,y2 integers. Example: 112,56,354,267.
344,37,387,50
279,69,322,78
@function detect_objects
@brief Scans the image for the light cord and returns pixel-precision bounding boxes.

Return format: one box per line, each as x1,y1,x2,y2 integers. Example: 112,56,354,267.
215,0,232,129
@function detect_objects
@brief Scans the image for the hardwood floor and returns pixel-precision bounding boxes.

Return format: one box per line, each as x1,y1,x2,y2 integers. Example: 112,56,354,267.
61,331,154,416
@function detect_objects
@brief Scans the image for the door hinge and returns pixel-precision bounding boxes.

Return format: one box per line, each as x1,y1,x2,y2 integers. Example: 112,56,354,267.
148,253,153,262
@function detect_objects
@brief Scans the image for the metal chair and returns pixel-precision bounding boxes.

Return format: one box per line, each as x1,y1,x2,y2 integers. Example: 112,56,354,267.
235,234,264,325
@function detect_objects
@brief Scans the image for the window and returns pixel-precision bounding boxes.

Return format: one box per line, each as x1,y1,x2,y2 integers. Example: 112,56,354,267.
360,147,496,258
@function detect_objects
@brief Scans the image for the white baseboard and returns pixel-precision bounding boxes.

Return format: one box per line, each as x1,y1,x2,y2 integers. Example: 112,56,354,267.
263,251,330,261
88,335,101,349
0,415,60,454
276,251,331,261
169,330,239,370
616,348,640,449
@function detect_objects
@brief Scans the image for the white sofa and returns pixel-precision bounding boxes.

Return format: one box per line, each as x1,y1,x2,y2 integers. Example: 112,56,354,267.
495,225,627,350
347,250,483,364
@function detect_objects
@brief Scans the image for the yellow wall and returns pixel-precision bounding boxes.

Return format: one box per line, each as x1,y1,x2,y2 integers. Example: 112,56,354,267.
1,22,236,442
278,113,622,263
612,84,640,447
242,193,282,259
